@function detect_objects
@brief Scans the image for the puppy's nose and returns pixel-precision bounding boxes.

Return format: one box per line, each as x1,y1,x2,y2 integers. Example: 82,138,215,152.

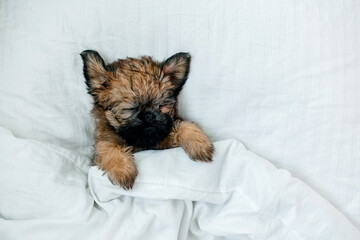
142,111,155,122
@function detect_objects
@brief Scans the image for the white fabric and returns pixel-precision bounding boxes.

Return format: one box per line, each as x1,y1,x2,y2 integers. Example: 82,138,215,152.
1,129,359,239
1,0,360,238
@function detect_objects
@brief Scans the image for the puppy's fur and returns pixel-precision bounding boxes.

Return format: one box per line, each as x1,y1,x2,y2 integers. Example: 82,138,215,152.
81,50,214,189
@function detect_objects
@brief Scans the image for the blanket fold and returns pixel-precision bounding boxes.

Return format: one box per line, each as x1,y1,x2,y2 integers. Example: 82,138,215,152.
1,128,359,239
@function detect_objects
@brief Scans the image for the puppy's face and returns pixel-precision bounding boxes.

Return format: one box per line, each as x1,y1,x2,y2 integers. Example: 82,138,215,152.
81,51,191,149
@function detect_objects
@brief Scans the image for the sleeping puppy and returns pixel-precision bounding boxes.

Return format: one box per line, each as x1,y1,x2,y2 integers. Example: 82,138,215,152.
81,50,214,189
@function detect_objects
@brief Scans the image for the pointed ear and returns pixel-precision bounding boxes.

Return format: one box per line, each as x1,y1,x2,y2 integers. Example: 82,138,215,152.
163,52,191,95
80,50,110,94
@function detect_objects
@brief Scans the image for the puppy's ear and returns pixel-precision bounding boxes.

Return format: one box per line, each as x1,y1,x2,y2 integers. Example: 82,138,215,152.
80,50,110,94
163,52,191,96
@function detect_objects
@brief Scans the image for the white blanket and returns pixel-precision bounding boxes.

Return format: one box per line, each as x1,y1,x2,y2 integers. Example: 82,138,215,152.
0,128,359,239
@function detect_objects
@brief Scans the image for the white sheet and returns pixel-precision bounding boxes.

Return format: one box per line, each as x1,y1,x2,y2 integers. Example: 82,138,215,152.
0,0,359,236
1,128,359,239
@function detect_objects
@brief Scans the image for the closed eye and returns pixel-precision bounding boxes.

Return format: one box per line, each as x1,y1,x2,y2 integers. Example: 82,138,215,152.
159,98,176,107
159,100,175,109
123,106,139,112
159,103,174,108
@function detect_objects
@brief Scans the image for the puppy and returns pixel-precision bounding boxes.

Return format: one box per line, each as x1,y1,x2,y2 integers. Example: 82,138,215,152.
81,50,214,189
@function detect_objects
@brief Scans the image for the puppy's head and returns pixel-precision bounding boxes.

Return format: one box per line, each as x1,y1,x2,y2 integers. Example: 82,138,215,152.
81,50,190,149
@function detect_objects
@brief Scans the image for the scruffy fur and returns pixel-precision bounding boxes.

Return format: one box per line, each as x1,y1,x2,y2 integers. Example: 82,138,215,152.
81,50,214,189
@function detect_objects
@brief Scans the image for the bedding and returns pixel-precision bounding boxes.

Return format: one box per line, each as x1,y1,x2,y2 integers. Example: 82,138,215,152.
1,131,359,239
0,0,360,239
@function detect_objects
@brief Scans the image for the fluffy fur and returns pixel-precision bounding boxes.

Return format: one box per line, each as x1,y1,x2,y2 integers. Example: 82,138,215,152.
81,50,214,189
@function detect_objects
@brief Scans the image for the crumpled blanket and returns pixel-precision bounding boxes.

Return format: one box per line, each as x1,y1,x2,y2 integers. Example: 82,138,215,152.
1,128,358,239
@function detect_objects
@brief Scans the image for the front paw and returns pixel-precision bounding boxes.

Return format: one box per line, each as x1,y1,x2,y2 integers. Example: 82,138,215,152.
183,140,215,162
95,141,138,190
107,163,138,190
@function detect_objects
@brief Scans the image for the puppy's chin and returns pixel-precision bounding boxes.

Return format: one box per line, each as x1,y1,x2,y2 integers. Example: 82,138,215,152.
116,116,173,149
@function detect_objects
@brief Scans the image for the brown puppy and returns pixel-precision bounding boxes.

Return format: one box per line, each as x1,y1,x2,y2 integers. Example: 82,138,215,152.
81,50,214,189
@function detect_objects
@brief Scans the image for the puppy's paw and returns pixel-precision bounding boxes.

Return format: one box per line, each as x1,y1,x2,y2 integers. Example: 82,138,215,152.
95,142,138,190
173,121,215,162
107,162,138,190
184,140,215,162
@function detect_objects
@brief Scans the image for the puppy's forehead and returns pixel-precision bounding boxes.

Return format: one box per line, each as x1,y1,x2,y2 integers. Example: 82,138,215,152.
109,57,173,103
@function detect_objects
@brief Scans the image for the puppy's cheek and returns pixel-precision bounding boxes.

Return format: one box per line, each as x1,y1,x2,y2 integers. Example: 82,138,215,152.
160,106,172,114
122,111,133,119
105,111,121,128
